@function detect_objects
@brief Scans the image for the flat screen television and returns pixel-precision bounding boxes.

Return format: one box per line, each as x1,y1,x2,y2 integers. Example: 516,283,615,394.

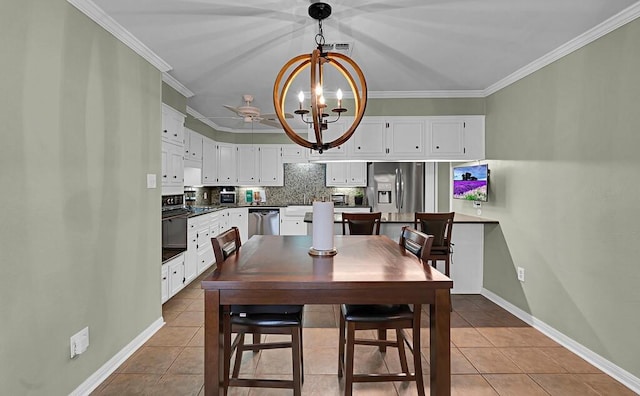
453,164,489,202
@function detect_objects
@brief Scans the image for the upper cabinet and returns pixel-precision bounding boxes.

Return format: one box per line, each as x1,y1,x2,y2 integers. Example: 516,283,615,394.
184,128,203,165
202,136,218,186
281,144,308,163
426,116,484,160
161,104,185,195
161,104,185,146
235,145,283,186
347,115,483,161
216,142,237,185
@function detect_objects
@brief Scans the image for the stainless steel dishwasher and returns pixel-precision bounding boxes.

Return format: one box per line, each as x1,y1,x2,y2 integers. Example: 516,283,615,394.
248,208,280,238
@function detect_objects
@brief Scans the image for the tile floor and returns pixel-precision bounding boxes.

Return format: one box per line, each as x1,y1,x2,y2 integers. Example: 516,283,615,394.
91,272,635,396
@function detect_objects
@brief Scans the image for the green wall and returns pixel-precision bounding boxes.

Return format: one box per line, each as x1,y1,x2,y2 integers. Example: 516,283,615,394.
453,17,640,378
161,82,187,114
0,0,162,394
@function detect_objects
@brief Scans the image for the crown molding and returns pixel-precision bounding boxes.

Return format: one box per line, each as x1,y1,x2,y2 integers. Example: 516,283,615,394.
67,0,171,72
485,1,640,96
162,73,194,98
186,106,219,130
368,90,485,99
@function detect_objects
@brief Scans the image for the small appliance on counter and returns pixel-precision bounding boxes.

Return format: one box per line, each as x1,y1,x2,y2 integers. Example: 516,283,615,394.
219,187,236,205
330,193,348,206
184,187,197,204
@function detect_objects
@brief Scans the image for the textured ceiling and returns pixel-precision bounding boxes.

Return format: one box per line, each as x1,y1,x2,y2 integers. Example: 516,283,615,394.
92,0,638,131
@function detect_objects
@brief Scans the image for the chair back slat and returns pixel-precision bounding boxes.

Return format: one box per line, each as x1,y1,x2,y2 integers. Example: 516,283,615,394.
211,227,242,265
341,212,382,235
399,226,434,262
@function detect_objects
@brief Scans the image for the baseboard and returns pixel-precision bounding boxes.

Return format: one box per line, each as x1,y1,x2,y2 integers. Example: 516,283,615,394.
481,288,640,394
70,316,165,396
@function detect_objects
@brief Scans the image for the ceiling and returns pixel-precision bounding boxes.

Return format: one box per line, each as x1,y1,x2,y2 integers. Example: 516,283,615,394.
90,0,638,132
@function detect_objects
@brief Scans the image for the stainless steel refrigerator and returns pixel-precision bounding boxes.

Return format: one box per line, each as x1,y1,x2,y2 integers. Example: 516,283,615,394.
366,162,425,213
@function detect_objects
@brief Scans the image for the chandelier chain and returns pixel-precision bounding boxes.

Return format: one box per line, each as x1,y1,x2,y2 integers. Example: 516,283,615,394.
315,19,325,47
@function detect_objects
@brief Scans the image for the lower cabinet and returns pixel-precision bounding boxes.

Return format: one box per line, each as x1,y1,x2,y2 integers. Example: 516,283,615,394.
162,253,185,304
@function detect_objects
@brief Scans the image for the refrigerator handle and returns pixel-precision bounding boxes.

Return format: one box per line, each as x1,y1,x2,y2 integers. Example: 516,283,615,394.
399,168,405,210
395,168,404,212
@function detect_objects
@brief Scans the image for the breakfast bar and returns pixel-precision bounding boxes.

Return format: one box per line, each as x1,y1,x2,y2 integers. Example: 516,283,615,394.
304,212,498,294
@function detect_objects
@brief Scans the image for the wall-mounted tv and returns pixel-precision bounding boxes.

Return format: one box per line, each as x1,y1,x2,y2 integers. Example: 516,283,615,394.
453,164,489,202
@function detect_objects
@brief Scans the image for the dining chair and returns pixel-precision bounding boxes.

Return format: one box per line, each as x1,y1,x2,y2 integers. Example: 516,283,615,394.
211,227,304,395
341,212,382,235
414,212,455,277
338,226,434,396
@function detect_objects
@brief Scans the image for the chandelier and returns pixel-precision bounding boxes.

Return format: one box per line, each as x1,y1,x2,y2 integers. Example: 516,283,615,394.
273,2,367,154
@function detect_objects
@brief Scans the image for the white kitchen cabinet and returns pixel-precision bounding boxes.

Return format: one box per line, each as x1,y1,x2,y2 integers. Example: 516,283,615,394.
161,264,169,304
216,142,237,185
202,137,217,185
257,145,283,185
184,128,203,165
218,210,230,234
184,222,198,284
161,141,184,195
168,253,185,297
426,116,485,160
234,145,283,186
162,104,185,145
281,144,308,163
228,208,249,242
280,207,307,236
307,119,349,160
236,145,258,184
326,162,367,187
350,117,424,159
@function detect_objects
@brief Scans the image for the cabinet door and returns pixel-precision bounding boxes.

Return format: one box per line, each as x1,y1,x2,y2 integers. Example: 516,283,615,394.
280,218,306,235
202,137,217,185
428,118,465,157
347,163,367,186
184,231,198,284
229,208,249,242
168,256,185,296
161,264,169,303
351,118,386,157
187,130,203,162
281,145,308,163
326,163,347,186
162,104,185,145
387,118,425,158
169,145,184,186
236,145,258,185
161,144,169,186
217,143,237,184
258,145,283,185
197,247,215,274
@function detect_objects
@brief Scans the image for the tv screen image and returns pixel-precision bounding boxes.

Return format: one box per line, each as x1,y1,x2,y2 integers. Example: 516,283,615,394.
453,164,488,202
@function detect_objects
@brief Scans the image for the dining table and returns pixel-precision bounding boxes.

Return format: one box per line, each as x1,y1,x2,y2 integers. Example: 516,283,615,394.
201,234,453,396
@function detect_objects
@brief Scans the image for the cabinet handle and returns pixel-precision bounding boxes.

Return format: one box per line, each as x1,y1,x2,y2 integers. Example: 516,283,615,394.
163,175,167,178
162,276,167,280
357,146,361,150
173,271,177,274
186,150,189,153
416,146,419,149
173,133,178,137
163,129,168,133
436,146,440,149
173,175,177,178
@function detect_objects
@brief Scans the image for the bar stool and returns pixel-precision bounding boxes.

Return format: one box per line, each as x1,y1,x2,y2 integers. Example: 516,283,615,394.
338,226,434,396
211,227,304,395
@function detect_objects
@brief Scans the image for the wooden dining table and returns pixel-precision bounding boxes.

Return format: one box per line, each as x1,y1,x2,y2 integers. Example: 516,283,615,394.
201,235,453,396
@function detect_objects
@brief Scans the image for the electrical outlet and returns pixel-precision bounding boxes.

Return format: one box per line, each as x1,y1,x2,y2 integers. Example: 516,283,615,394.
517,267,525,282
70,327,89,359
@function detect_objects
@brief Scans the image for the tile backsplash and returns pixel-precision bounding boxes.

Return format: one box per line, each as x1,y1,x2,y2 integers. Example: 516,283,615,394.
186,163,366,206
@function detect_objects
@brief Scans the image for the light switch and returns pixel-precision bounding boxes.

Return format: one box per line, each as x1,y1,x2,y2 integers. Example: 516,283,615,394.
147,174,157,189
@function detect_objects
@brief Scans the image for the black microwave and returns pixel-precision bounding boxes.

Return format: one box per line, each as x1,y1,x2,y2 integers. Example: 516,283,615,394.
220,191,236,204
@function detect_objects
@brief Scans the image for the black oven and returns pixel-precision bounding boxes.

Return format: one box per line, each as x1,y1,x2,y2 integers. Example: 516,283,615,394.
162,195,188,262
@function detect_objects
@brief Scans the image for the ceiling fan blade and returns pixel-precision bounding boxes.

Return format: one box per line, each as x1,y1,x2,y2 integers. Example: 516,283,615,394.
259,118,284,128
262,113,293,120
223,104,243,116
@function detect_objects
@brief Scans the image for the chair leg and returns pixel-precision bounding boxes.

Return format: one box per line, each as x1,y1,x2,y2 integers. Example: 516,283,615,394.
231,332,245,378
252,331,262,351
345,322,356,396
299,326,304,383
338,312,346,378
395,329,409,374
291,328,302,396
444,256,450,277
378,329,387,353
412,319,425,396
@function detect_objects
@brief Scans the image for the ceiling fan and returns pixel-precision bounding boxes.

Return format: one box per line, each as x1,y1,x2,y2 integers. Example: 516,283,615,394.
223,94,293,128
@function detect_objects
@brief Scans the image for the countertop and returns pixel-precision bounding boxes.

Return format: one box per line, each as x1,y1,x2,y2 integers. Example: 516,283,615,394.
184,204,371,218
303,212,498,224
